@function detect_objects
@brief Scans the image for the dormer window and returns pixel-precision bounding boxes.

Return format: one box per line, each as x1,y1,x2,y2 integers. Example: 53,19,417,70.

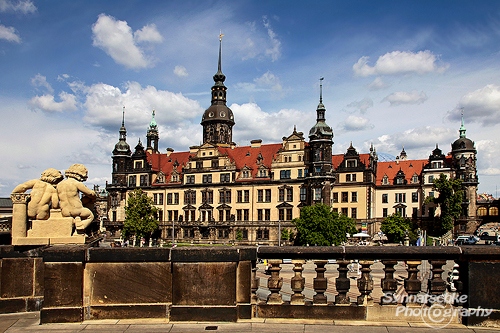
156,172,165,184
346,160,357,168
411,174,418,184
382,175,389,185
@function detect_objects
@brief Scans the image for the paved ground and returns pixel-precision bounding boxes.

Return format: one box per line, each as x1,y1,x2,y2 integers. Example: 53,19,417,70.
1,312,499,333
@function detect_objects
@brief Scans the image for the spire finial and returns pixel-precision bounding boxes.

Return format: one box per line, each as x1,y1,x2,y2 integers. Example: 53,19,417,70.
319,77,324,103
218,30,224,73
459,107,466,138
122,106,125,127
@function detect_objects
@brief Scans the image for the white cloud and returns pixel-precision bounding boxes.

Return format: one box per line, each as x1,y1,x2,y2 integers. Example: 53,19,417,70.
347,97,373,113
353,50,449,77
0,0,36,13
449,84,500,126
133,24,163,43
235,71,284,98
262,16,281,62
476,140,500,176
367,77,389,91
341,115,373,132
29,92,78,112
382,90,428,106
31,73,54,93
83,81,203,131
92,14,163,69
230,103,307,144
0,24,20,43
173,65,188,77
371,126,456,157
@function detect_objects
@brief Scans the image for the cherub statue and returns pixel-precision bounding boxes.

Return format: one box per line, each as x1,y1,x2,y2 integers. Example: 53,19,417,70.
57,164,96,233
12,168,63,220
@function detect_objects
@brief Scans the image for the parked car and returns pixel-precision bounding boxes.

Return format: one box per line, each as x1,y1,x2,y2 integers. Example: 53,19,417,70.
455,235,479,245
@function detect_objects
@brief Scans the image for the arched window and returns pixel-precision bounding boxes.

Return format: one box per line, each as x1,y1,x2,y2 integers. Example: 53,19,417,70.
490,207,499,216
477,207,487,216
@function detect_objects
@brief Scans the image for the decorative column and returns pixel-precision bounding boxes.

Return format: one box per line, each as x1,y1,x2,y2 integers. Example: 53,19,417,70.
251,260,259,304
266,260,283,304
380,260,398,305
335,260,351,305
428,260,447,302
10,193,30,239
357,260,374,305
404,261,422,305
313,260,328,304
290,260,305,305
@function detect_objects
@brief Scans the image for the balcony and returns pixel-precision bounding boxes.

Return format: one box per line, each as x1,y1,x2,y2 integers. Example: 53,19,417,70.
0,245,499,327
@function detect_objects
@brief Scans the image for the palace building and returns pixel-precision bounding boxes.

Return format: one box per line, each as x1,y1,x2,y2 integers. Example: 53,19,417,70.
105,39,479,244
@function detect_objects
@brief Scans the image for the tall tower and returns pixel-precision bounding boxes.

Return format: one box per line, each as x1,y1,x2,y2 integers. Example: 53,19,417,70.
306,78,335,205
111,107,132,186
200,33,235,146
451,111,478,233
146,109,159,153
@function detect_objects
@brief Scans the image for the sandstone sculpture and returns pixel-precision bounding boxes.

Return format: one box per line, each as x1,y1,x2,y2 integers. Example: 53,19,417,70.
11,164,97,245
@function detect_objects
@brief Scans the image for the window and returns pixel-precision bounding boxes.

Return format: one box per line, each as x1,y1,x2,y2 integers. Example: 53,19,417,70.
184,191,196,205
298,169,303,178
237,190,243,203
258,169,267,177
128,175,136,187
382,194,388,203
257,190,264,202
167,193,172,205
237,209,242,221
332,192,338,203
395,193,406,203
256,229,269,240
212,160,218,168
412,174,419,184
158,193,164,205
314,188,322,201
396,206,406,217
257,209,263,221
346,174,357,182
134,161,142,169
171,174,179,182
341,192,348,203
242,170,251,178
346,174,351,182
351,192,357,203
279,188,285,202
202,174,212,184
429,191,435,198
186,175,195,184
351,208,357,219
428,175,434,183
300,188,307,201
383,208,388,217
219,189,231,203
382,175,389,185
244,209,249,221
341,208,348,216
174,193,179,204
265,189,271,202
432,162,442,169
413,207,418,218
201,190,213,204
196,161,203,169
153,193,158,204
279,208,293,221
346,160,357,168
265,209,271,221
280,170,291,179
412,192,418,203
286,188,293,202
244,190,249,202
220,173,230,183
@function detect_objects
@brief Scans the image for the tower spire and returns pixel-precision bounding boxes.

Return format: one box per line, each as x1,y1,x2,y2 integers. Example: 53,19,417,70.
316,77,326,121
459,108,466,138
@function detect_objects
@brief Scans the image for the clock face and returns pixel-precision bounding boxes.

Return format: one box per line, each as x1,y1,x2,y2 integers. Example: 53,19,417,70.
209,112,214,117
229,114,233,120
220,111,226,117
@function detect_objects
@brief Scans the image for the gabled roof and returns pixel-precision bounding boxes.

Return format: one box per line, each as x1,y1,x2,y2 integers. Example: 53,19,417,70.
331,153,372,170
376,159,427,185
218,143,282,178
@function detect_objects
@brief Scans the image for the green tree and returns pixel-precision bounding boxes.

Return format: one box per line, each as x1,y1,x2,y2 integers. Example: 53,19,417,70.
425,173,463,233
123,189,159,241
293,204,357,246
235,229,243,241
381,213,413,243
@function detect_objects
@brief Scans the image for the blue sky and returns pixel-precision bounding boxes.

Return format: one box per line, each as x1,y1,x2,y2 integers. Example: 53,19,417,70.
1,0,500,197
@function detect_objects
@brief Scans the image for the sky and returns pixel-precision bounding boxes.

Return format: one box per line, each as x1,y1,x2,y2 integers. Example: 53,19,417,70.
1,0,500,197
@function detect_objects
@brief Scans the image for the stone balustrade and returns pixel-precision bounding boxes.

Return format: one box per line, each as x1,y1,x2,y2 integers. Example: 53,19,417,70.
0,244,499,327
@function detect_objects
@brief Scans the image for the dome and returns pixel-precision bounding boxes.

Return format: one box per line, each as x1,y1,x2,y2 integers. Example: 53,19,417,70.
201,104,234,125
452,137,475,152
113,140,131,155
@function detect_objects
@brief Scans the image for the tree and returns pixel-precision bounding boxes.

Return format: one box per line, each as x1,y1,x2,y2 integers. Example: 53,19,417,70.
293,204,357,246
123,189,159,242
425,173,463,233
381,213,413,243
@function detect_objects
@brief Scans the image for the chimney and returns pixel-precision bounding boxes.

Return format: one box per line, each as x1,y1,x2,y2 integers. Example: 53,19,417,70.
251,139,262,148
166,147,174,156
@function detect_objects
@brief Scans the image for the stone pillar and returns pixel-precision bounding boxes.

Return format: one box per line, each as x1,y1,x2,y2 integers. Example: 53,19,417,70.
335,260,351,305
380,260,398,305
404,261,421,305
357,260,374,306
428,260,447,302
10,193,30,239
313,260,328,304
251,261,259,304
290,260,305,305
266,260,283,304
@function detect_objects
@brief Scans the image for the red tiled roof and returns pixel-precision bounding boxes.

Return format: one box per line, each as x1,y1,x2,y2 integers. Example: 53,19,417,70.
218,143,282,177
376,159,427,185
331,153,372,169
